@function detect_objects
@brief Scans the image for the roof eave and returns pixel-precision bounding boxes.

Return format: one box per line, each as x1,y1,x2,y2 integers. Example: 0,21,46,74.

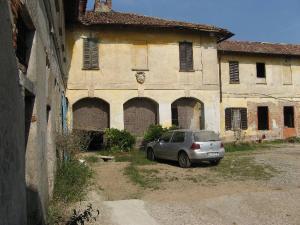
218,50,300,57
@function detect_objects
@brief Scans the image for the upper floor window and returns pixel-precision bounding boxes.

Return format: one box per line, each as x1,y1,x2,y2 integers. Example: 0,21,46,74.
83,38,99,70
283,61,292,85
225,108,248,131
256,62,266,78
229,61,239,84
14,6,35,74
132,41,148,71
179,42,194,72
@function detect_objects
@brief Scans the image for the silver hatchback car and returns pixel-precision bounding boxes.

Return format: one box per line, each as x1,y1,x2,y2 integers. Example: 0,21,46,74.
146,130,225,168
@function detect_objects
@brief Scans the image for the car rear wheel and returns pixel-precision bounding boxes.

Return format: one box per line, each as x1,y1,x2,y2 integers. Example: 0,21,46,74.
210,159,221,166
178,152,191,168
147,148,155,161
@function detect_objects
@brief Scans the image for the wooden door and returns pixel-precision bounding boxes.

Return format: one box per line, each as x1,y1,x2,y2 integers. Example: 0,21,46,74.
73,98,109,131
124,98,158,136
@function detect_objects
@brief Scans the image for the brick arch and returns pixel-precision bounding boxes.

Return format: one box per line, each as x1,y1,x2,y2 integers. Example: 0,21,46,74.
124,97,159,136
171,97,205,130
72,97,110,131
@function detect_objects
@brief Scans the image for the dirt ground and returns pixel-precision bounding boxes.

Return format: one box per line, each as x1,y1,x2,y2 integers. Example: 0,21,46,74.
78,144,300,225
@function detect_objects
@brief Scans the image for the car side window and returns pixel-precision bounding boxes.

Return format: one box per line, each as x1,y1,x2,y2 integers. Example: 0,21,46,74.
171,132,185,143
160,132,173,143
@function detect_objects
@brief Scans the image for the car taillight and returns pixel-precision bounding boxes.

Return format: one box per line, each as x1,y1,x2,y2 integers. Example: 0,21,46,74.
220,142,224,148
191,143,200,150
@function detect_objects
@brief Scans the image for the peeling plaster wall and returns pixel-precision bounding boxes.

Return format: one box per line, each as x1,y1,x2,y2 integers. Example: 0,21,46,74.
0,0,67,224
66,28,221,134
219,54,300,141
0,1,27,224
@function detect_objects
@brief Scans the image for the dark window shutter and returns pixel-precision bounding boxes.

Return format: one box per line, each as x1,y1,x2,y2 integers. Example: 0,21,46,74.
240,108,248,130
179,42,187,70
225,108,232,131
90,39,99,69
179,42,193,71
83,38,99,69
83,38,91,69
229,61,239,83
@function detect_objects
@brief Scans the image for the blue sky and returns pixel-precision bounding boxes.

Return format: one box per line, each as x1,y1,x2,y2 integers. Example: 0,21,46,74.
87,0,300,44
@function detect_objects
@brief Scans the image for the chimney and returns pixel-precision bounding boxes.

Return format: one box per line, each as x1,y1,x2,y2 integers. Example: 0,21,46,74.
94,0,112,13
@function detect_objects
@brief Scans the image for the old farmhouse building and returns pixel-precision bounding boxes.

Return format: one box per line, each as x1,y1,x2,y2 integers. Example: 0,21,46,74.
65,0,300,142
219,41,300,141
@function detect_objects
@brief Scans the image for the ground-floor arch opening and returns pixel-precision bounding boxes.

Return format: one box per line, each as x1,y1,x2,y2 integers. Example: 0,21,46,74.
171,97,205,130
73,97,110,150
124,97,159,136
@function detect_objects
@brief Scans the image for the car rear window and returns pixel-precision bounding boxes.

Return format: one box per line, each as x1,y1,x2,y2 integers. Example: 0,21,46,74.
193,131,220,142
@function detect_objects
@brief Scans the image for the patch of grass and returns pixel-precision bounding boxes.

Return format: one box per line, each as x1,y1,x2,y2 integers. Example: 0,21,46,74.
286,136,300,143
47,160,93,224
124,164,161,189
224,140,286,153
85,155,99,163
212,155,278,181
53,160,93,203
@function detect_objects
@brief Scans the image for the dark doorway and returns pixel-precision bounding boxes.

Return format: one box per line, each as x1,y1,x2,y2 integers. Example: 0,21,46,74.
284,106,295,128
257,106,269,130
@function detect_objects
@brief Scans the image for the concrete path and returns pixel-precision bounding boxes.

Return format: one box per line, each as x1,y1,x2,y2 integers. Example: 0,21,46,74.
104,200,159,225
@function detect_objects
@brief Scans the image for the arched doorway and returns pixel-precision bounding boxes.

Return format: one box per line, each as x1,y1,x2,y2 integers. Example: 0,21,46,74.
171,97,204,130
124,98,159,136
73,97,110,131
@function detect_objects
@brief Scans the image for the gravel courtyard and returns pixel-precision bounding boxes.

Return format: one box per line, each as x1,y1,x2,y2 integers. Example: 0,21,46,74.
80,143,300,225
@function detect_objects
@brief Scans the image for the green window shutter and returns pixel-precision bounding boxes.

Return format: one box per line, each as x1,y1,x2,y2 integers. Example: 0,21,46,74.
229,61,239,83
240,108,248,130
225,108,232,131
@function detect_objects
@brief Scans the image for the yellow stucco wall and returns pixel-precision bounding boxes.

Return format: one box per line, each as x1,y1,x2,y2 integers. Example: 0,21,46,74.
220,54,300,141
66,28,221,133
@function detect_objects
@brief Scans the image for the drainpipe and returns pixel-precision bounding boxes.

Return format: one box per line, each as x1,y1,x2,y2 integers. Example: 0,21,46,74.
218,55,223,103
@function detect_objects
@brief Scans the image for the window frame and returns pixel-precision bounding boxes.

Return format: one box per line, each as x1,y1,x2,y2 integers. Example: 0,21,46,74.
256,62,266,78
225,108,248,131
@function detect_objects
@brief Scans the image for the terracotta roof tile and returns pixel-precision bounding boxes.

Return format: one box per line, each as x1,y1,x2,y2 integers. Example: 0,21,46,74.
78,11,233,42
218,40,300,56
